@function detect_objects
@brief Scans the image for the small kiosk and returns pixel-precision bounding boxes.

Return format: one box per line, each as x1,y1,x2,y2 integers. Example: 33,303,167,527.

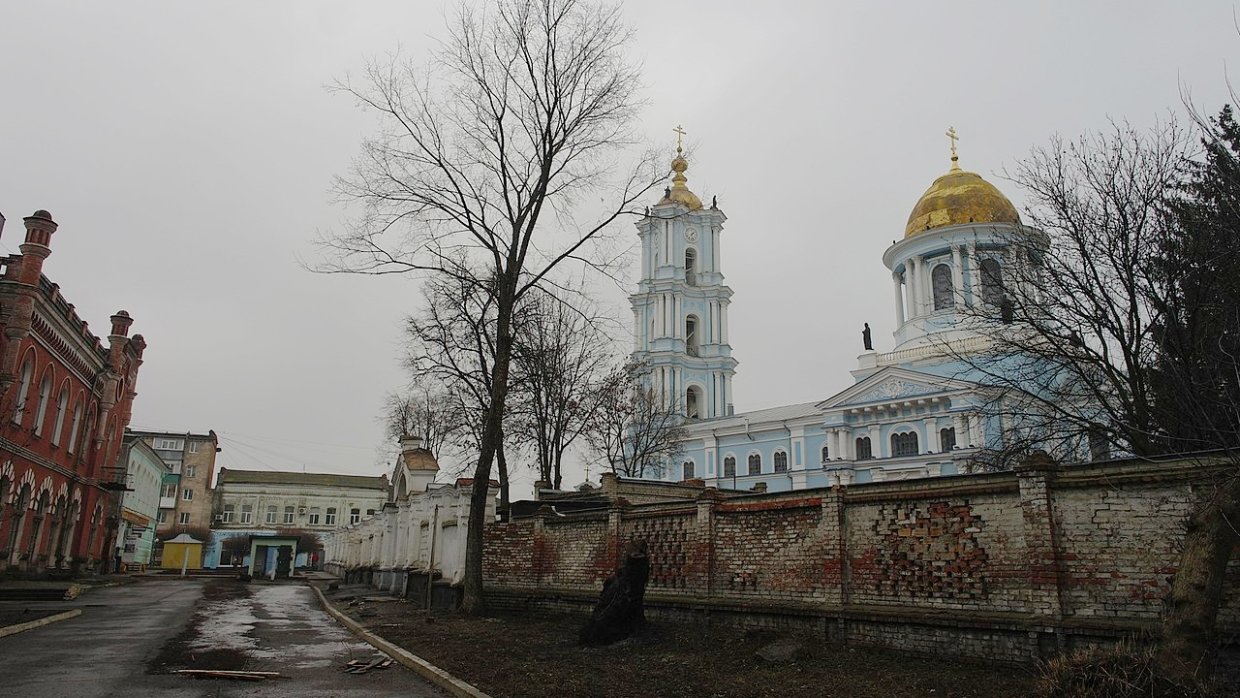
160,533,204,572
247,534,300,579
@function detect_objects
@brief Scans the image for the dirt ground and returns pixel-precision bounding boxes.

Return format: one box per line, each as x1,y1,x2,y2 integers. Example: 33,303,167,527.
322,587,1037,698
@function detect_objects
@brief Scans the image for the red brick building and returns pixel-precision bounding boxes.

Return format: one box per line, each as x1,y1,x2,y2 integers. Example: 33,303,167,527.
0,210,147,574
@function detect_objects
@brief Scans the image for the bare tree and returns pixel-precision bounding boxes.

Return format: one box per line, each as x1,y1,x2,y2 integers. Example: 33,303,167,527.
320,0,661,613
512,289,613,489
585,362,685,479
403,264,520,513
938,120,1192,469
382,382,462,461
947,117,1240,682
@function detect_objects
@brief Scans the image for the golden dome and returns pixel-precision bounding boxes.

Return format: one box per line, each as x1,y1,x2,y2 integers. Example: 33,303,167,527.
904,158,1020,238
657,147,703,210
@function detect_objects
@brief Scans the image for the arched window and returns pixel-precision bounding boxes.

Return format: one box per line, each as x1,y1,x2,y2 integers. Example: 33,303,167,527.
980,258,1004,306
33,375,52,436
51,386,68,446
773,450,788,473
747,453,761,475
685,315,699,357
13,358,33,424
684,248,697,285
821,444,830,463
685,386,700,419
932,264,954,310
723,456,736,478
939,427,957,452
891,431,920,457
66,401,82,454
855,436,873,461
682,461,695,480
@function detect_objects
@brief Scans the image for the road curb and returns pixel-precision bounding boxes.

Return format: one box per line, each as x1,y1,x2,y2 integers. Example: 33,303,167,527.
0,608,82,638
310,585,491,698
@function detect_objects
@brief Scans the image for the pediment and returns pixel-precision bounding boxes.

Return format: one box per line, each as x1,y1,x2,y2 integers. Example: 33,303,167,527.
816,366,978,410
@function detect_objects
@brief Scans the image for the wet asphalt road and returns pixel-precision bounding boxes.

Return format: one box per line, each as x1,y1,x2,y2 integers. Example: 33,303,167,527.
0,579,450,698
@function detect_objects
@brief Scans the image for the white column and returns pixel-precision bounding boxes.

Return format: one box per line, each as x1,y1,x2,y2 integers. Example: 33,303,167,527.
675,296,682,338
893,271,905,327
969,414,983,448
907,257,920,316
968,243,981,307
721,302,729,343
724,374,733,412
922,256,934,313
952,414,967,446
712,227,721,273
868,424,882,457
838,429,849,460
923,417,938,453
951,245,964,308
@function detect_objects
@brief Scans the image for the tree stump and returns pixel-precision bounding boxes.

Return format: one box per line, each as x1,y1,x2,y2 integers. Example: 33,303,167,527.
579,539,649,646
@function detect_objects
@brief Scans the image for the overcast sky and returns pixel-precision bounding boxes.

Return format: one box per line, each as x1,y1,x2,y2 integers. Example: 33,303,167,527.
1,1,1236,497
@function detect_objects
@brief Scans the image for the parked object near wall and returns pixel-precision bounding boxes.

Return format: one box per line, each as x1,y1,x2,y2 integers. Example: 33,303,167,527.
482,453,1239,665
322,436,498,609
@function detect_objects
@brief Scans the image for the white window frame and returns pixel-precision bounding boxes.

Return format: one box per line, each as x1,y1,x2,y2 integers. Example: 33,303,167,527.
182,488,193,501
178,512,191,524
266,506,277,524
283,506,295,524
240,505,253,525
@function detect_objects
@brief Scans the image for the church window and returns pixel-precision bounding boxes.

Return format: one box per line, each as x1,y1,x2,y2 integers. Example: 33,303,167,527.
13,357,32,425
747,453,761,475
855,437,873,461
932,264,955,310
723,456,736,477
773,450,788,473
685,248,697,285
891,431,920,457
821,444,830,463
940,427,957,452
685,316,699,357
685,386,701,419
980,258,1005,306
1088,426,1110,461
682,461,695,480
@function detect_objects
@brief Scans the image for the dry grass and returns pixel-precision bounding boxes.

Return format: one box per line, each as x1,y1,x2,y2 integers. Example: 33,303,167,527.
1032,643,1227,698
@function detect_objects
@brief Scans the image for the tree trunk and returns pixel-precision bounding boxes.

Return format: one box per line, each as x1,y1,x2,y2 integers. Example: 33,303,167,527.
462,284,515,616
1155,474,1240,682
496,436,510,515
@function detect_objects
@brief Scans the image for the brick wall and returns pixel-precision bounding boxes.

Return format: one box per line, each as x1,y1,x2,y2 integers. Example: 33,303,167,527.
483,456,1240,663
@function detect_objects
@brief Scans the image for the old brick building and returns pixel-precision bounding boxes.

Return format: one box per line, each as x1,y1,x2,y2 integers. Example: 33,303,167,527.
0,210,147,573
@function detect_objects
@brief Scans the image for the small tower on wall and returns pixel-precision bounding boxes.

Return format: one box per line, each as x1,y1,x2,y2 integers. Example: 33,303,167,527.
391,435,439,501
629,128,737,420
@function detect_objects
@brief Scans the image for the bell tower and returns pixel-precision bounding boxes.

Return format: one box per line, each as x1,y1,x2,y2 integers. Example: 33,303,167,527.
630,128,737,420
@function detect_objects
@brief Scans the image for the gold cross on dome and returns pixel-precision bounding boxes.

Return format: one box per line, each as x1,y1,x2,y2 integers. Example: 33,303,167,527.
673,124,687,151
946,126,959,159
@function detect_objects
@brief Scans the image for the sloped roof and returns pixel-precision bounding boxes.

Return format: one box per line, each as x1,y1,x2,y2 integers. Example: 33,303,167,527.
216,468,387,490
684,401,823,433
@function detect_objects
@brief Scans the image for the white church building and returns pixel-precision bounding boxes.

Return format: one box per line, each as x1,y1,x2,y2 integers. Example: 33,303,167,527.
634,135,1064,491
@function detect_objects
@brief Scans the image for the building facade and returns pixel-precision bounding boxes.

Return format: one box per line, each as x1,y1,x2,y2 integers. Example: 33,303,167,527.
0,210,147,573
132,430,219,536
639,142,1074,491
116,436,166,569
210,467,389,567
